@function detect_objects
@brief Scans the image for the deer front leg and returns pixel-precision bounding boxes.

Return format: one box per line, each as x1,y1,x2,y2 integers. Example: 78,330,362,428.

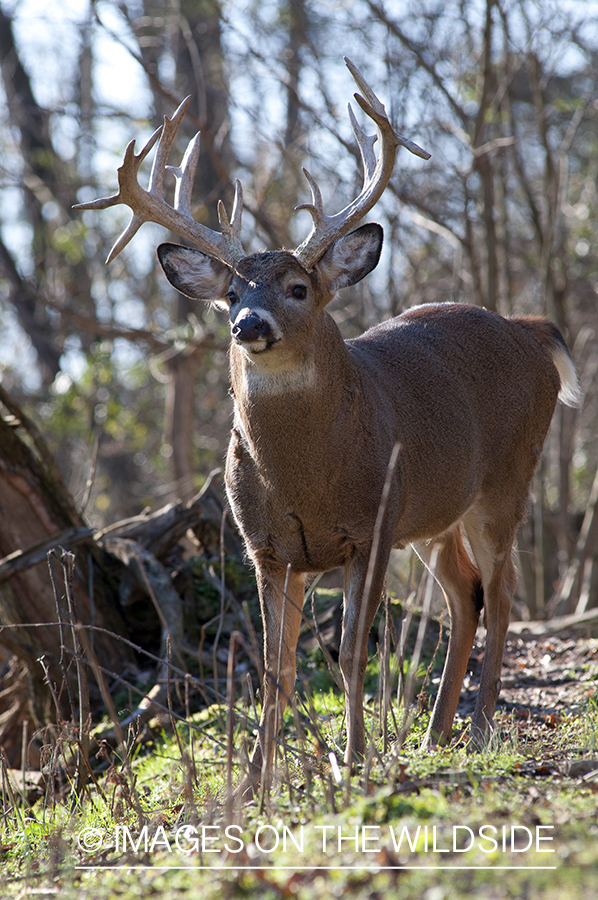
340,546,390,765
243,566,304,794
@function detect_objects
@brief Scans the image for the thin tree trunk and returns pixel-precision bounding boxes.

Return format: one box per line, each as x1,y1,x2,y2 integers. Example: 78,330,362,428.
472,0,498,312
164,345,202,502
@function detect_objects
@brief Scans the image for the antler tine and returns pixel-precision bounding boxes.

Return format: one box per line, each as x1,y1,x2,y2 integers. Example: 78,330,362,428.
293,58,430,270
73,128,163,213
347,57,430,163
295,168,325,224
74,128,166,263
353,92,431,161
217,180,245,259
149,96,192,198
348,104,377,182
168,132,200,216
74,98,246,266
105,213,146,264
344,57,386,118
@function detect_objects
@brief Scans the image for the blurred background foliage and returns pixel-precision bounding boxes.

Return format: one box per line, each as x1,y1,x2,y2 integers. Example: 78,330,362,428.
0,0,597,616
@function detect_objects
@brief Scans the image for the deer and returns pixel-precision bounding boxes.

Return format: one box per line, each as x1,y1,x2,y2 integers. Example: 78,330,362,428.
76,58,580,795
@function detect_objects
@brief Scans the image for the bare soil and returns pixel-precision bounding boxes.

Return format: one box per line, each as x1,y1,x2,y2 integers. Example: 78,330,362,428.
458,631,598,765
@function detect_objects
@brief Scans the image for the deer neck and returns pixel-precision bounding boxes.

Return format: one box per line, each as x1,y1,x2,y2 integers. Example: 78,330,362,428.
229,313,355,450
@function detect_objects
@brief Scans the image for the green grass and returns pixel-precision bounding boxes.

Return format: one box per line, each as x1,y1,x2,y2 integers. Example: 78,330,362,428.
2,686,598,899
2,574,597,898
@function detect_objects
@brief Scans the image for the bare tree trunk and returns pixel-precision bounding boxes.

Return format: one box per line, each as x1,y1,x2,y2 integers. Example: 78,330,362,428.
0,7,61,382
550,463,598,614
276,0,309,245
127,0,234,501
164,344,202,502
472,0,498,312
0,6,97,381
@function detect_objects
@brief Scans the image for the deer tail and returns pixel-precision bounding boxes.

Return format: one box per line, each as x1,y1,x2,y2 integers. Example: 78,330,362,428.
513,316,581,408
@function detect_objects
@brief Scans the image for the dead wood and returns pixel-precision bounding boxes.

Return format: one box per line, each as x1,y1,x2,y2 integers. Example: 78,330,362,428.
0,526,94,586
0,389,243,764
100,536,185,664
548,463,598,616
95,468,243,560
0,391,134,728
507,607,598,640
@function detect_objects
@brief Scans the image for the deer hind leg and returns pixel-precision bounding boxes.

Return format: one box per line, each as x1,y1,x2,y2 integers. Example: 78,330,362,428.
462,506,519,748
244,566,304,793
340,543,392,765
419,527,484,748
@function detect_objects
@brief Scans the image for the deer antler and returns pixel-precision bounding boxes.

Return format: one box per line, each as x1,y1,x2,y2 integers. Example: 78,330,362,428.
76,63,428,270
74,96,246,267
293,58,431,270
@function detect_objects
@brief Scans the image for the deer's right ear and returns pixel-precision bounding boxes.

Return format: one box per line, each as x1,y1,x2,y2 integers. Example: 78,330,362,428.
157,243,232,304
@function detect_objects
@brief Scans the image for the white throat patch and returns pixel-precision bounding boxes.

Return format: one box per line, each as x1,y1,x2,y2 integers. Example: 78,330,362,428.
242,361,317,396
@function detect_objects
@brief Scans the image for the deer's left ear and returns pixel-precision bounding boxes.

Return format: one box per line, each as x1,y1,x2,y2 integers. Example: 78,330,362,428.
315,223,383,294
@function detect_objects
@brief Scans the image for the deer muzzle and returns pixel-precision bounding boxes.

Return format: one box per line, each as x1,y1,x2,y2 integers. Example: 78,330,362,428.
232,313,273,345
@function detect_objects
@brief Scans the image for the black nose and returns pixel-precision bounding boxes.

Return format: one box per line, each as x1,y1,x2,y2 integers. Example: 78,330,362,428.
232,314,272,343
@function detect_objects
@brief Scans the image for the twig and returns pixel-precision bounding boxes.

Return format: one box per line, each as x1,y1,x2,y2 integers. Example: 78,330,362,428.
225,631,239,823
166,635,185,761
53,549,91,797
46,551,77,727
381,593,392,754
0,750,25,832
79,428,101,515
397,546,437,747
212,509,229,696
75,624,126,755
346,442,400,775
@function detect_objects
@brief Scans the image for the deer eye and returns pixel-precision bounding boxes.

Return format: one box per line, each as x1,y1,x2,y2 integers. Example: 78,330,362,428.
290,284,307,300
226,289,238,304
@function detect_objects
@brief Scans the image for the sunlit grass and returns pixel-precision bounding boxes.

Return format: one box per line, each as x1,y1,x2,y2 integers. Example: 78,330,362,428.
2,612,598,899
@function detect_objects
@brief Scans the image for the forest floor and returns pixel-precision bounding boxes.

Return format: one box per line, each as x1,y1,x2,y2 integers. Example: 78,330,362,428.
1,612,597,900
461,631,598,765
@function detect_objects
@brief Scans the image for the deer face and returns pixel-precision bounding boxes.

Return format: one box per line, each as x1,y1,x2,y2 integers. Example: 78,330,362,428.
225,252,318,365
157,223,383,375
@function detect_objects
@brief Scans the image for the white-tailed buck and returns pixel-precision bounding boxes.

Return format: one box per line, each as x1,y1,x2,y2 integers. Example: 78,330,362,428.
77,59,580,791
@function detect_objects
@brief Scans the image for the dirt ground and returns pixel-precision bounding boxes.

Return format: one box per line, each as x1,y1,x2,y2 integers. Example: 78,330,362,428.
456,630,598,765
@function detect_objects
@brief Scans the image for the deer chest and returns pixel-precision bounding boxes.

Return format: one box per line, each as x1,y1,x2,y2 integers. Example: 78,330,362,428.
224,430,371,573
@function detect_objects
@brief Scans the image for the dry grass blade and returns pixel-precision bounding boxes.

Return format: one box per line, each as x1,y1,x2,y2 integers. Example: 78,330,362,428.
396,546,438,748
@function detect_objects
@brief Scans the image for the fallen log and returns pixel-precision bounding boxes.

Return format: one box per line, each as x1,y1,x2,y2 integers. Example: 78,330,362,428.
507,607,598,640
